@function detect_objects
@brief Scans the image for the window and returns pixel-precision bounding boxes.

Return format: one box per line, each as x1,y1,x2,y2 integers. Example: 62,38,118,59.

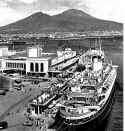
16,63,18,68
7,63,9,67
17,63,20,68
6,62,8,67
12,63,14,68
24,63,26,70
21,63,23,68
19,63,21,68
30,63,34,72
14,63,16,68
40,63,43,72
35,63,39,72
9,63,11,67
11,63,13,68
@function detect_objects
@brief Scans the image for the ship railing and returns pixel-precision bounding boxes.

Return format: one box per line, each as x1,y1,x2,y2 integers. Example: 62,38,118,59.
103,68,116,86
51,55,77,67
63,105,100,110
62,110,96,120
112,65,119,69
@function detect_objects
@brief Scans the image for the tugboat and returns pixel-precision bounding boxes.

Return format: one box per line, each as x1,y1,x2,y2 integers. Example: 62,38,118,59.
56,45,118,130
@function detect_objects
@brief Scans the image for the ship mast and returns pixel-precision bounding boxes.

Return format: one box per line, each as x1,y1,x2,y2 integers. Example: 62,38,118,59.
99,38,102,55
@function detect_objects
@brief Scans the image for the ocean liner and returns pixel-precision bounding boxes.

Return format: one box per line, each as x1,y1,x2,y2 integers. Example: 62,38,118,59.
56,46,118,130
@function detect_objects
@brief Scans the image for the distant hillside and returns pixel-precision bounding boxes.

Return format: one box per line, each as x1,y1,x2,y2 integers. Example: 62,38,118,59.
0,9,123,34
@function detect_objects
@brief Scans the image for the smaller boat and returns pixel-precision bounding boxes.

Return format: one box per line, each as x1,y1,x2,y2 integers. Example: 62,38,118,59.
51,48,76,66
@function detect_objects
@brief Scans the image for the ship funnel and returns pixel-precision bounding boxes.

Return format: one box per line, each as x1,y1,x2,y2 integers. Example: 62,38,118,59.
93,58,103,71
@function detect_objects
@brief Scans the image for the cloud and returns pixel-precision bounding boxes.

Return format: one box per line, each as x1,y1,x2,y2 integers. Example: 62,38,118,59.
0,1,8,7
0,0,28,26
86,0,124,22
18,0,38,4
0,0,124,26
36,0,125,22
0,7,25,26
5,0,89,14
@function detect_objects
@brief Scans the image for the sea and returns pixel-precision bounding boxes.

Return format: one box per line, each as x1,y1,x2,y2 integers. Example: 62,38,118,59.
0,37,123,131
105,49,123,131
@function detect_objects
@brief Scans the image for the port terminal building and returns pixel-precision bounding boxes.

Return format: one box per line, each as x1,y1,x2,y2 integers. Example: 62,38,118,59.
0,46,55,76
0,46,77,77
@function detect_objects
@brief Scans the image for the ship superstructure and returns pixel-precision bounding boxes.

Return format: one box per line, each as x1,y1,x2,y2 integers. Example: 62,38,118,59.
51,48,76,66
49,48,78,75
58,47,118,126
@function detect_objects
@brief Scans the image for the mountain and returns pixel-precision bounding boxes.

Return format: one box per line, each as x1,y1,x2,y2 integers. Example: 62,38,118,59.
0,9,123,34
56,9,94,18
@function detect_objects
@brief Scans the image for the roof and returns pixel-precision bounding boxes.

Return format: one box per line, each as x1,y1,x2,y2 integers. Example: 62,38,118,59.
2,50,56,61
69,91,95,98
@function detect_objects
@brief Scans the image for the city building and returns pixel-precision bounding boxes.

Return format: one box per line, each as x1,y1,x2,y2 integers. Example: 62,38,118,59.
0,46,55,76
0,45,77,77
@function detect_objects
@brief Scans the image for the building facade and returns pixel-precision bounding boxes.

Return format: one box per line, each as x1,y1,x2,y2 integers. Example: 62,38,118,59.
0,46,52,76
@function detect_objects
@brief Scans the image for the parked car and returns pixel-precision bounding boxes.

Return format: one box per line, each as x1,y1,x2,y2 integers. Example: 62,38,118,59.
23,121,33,126
0,90,6,95
0,121,8,130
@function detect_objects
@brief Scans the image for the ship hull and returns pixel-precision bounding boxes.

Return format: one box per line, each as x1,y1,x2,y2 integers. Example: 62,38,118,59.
54,81,117,131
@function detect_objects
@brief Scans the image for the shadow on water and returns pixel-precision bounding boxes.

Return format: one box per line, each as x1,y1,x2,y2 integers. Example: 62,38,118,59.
62,116,110,131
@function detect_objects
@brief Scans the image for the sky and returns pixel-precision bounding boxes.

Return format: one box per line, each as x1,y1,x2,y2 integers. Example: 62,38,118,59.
0,0,124,26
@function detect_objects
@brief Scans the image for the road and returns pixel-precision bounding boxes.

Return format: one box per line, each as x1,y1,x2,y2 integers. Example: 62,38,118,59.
0,84,44,131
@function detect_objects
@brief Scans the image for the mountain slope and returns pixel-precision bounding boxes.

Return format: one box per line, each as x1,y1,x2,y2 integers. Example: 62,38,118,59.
0,9,123,34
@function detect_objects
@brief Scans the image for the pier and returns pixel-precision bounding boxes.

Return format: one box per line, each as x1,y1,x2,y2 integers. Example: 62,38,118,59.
0,31,123,41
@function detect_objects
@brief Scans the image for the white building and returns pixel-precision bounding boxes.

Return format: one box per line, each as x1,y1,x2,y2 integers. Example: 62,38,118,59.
0,46,53,76
0,46,8,57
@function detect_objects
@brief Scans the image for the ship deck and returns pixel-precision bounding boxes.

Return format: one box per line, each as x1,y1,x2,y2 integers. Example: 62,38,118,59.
59,65,117,122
